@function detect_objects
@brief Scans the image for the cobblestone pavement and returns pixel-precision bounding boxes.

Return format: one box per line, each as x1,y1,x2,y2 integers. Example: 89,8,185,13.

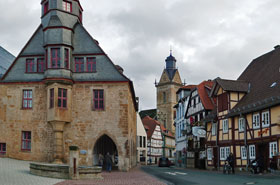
56,166,167,185
0,158,64,185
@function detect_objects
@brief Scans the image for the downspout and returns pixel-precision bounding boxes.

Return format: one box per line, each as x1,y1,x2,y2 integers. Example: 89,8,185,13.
216,119,219,171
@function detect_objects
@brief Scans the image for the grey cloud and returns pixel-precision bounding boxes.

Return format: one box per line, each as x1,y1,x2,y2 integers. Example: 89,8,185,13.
1,0,280,109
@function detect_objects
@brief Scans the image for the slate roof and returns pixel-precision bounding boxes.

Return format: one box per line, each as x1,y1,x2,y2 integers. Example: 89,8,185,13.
0,46,15,77
165,68,178,81
139,109,157,119
197,81,215,110
215,78,249,93
227,47,280,116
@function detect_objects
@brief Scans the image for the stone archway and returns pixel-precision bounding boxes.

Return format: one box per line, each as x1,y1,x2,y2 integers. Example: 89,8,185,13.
93,135,118,169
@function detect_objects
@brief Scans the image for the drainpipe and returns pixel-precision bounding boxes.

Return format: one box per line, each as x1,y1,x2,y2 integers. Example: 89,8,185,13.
215,119,219,171
243,114,249,171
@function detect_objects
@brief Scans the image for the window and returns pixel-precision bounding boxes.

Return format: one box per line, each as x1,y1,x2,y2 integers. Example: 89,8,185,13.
253,113,260,129
249,145,256,159
222,119,228,133
220,147,225,160
22,90,33,109
241,146,247,160
50,88,54,108
58,88,67,108
0,143,6,155
51,48,61,68
218,93,228,112
212,123,217,136
64,48,69,69
44,1,49,14
37,58,45,73
26,59,35,73
238,118,245,132
207,148,213,160
45,49,48,69
193,98,196,108
143,137,146,148
140,136,142,148
225,147,230,158
163,92,166,103
86,57,96,72
93,90,104,110
62,0,72,12
75,58,84,72
262,111,270,127
269,142,278,158
21,131,31,151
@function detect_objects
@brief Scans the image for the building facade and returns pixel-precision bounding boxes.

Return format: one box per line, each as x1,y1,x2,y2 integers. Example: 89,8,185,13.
160,124,176,162
206,46,280,171
0,0,137,171
137,113,147,165
142,116,163,164
185,81,214,169
174,85,196,167
155,53,183,134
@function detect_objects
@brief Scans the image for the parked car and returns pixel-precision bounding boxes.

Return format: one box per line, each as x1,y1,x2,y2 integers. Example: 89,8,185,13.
158,157,170,167
168,158,175,166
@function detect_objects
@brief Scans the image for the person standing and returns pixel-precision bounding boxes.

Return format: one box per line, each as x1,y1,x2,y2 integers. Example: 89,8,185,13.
226,153,235,174
105,152,113,172
98,154,104,168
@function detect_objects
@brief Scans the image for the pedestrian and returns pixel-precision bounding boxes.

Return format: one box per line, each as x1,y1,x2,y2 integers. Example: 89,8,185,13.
105,152,113,172
98,154,104,167
226,153,235,174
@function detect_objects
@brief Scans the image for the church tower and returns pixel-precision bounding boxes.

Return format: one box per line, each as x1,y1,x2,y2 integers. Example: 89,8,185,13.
156,52,183,133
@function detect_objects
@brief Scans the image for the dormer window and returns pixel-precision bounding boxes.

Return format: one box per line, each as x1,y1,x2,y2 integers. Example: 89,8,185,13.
63,1,72,13
44,1,49,15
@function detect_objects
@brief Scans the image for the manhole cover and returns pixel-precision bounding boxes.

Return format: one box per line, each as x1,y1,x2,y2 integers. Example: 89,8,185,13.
244,182,256,185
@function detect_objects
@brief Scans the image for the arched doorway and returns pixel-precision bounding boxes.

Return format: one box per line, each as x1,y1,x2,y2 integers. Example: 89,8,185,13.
93,135,118,169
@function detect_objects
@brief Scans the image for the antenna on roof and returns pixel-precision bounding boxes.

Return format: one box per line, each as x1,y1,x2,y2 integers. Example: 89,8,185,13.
183,79,186,85
170,45,172,55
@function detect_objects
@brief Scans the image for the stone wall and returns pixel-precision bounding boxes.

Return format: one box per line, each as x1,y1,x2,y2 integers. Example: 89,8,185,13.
0,82,137,171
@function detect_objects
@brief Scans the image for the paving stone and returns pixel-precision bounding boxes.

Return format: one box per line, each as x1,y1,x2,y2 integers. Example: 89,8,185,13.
0,158,63,185
56,166,166,185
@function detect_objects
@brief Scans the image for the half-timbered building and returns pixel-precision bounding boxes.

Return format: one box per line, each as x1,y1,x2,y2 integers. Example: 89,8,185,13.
142,116,163,164
206,46,280,170
185,81,214,169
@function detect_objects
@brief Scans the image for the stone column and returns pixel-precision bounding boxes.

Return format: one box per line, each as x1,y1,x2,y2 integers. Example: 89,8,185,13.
50,121,66,164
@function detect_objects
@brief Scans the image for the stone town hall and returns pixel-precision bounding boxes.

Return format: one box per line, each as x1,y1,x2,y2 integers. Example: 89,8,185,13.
0,0,137,171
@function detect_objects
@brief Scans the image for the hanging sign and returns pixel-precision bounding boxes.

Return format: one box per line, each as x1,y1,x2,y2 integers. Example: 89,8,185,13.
192,126,206,138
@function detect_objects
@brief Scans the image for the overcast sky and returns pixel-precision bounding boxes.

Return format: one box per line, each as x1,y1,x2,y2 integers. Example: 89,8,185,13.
0,0,279,110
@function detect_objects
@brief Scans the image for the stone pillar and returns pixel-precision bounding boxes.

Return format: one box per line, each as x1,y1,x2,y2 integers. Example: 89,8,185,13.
69,146,79,180
50,121,66,164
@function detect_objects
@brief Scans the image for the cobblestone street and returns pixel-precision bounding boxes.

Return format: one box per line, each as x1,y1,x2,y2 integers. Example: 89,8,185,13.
0,158,63,185
0,158,166,185
55,166,166,185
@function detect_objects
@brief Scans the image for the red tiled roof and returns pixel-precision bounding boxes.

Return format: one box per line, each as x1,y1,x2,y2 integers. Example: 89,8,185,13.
197,81,215,110
142,116,160,139
177,85,197,93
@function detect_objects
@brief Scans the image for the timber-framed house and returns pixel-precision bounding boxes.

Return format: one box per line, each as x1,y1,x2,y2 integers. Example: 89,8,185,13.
206,46,280,170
